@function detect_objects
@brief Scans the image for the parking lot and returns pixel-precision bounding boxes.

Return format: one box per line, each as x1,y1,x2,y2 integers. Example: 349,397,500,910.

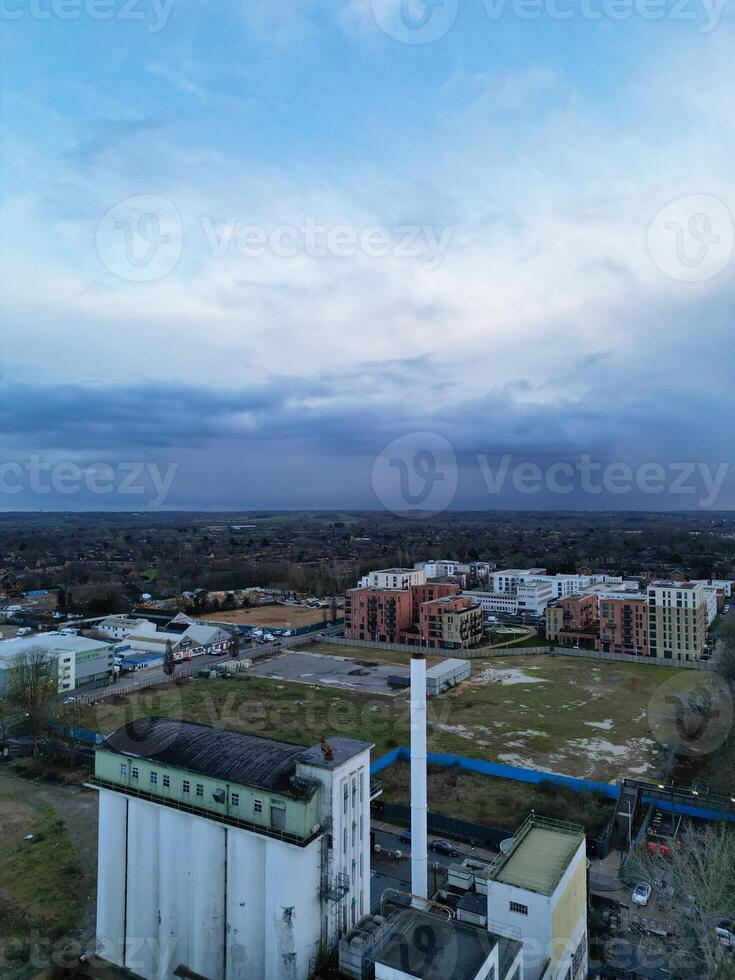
246,651,408,695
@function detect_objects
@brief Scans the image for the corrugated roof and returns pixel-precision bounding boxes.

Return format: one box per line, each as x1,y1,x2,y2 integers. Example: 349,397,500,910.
100,718,315,797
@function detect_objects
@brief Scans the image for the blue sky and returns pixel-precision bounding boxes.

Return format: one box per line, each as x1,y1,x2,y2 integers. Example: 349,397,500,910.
1,0,734,510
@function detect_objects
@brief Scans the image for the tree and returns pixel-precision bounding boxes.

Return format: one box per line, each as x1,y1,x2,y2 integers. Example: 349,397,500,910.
163,639,176,677
629,825,735,979
715,616,735,685
7,648,59,756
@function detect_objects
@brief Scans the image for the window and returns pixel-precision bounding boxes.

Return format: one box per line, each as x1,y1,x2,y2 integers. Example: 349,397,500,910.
231,793,240,807
196,784,204,797
162,775,170,788
509,901,528,916
182,780,190,793
120,764,128,777
150,771,158,786
131,767,139,780
254,799,262,813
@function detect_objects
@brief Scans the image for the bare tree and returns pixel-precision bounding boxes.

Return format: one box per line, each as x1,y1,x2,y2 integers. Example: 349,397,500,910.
163,639,176,677
629,824,735,979
7,647,59,756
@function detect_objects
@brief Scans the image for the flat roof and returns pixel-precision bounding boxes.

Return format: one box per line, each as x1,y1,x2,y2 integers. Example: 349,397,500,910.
0,633,110,665
374,910,496,980
489,816,585,896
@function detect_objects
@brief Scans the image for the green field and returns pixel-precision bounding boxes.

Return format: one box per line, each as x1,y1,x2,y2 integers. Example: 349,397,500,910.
0,768,95,977
81,653,677,782
380,760,615,834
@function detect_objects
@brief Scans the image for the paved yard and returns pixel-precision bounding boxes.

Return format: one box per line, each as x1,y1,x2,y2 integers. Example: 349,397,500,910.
247,650,408,695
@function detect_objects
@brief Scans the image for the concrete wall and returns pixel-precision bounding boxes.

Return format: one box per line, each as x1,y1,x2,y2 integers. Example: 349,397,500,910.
96,789,323,980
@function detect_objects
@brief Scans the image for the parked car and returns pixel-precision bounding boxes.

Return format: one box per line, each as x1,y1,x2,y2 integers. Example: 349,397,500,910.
429,840,460,857
631,882,652,907
715,921,735,949
399,831,411,844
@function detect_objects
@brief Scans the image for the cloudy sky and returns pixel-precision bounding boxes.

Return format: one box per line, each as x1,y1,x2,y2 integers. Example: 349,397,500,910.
1,0,734,510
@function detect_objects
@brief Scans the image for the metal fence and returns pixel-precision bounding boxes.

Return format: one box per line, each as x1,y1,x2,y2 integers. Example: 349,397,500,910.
550,647,714,670
374,799,514,849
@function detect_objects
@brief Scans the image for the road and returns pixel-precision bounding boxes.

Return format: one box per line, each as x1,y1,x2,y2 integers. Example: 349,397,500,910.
369,825,497,911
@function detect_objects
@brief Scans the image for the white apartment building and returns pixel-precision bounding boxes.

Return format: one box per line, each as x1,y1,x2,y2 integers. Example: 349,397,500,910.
358,568,427,590
516,579,555,617
692,578,733,598
416,559,470,580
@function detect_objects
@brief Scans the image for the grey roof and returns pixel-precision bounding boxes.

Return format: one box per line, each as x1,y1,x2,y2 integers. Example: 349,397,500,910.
374,910,496,980
101,718,317,797
297,736,373,770
0,632,110,666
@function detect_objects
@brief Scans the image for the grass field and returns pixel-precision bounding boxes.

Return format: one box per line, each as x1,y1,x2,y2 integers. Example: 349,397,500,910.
196,605,331,628
308,642,448,667
380,760,615,834
0,767,96,977
81,653,676,782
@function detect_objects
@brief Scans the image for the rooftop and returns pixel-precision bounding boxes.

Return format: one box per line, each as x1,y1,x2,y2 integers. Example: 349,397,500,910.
0,632,110,665
374,910,497,980
487,815,585,896
100,718,370,796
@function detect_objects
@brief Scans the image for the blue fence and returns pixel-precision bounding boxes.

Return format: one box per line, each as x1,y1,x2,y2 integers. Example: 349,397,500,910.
371,748,735,824
371,747,619,800
48,722,103,746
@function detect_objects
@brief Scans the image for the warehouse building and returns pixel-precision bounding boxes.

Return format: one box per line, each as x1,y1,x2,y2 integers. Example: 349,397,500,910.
426,658,471,695
91,718,372,980
0,632,113,694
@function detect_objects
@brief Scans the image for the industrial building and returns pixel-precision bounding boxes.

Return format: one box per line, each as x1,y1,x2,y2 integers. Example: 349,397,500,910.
91,718,372,980
0,631,113,694
389,659,471,695
485,815,588,980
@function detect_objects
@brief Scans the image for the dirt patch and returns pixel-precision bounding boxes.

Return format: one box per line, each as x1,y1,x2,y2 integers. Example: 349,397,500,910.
195,605,330,628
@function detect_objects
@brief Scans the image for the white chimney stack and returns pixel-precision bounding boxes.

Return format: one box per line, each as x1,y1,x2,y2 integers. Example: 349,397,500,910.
410,651,428,903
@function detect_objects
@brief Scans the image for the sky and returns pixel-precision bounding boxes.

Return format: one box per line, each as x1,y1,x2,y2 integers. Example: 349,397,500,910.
1,0,734,511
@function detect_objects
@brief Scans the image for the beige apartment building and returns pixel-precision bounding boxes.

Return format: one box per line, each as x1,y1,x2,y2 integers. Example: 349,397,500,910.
647,581,708,661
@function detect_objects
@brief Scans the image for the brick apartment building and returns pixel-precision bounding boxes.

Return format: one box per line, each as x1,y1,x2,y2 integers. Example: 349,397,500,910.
344,582,483,650
546,594,599,647
598,594,650,657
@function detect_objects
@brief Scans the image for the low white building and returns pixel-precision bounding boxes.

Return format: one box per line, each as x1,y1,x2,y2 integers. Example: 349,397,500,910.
464,591,519,616
0,632,113,694
125,622,232,661
98,615,157,640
